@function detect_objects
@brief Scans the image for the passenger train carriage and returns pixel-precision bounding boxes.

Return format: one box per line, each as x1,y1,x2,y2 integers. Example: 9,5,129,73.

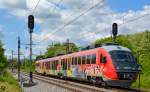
35,43,141,87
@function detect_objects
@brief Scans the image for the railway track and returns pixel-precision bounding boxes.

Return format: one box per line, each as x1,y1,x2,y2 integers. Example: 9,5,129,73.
23,73,140,92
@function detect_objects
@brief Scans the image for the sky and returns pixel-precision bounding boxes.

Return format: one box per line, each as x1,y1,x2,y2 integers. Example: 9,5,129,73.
0,0,149,59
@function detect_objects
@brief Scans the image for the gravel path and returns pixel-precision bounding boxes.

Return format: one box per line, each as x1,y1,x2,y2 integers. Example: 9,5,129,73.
23,79,73,92
12,72,72,92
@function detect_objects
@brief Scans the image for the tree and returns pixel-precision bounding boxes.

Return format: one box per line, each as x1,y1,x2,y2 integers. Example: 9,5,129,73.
0,40,7,71
42,42,79,59
35,55,45,60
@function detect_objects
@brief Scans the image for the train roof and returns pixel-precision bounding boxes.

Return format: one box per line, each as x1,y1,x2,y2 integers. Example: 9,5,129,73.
36,48,98,63
36,43,131,63
101,45,131,52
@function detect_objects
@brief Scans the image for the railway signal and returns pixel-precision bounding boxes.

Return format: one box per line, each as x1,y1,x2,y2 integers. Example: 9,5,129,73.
28,15,34,32
112,23,118,42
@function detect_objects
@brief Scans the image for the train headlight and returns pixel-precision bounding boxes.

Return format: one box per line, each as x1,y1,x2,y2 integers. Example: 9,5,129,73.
116,66,120,70
132,67,135,70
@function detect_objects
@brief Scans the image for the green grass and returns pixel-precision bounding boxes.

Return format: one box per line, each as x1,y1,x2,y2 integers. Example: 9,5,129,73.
0,70,22,92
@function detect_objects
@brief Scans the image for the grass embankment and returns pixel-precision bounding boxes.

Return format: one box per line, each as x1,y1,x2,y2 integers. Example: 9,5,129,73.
0,70,22,92
127,32,150,91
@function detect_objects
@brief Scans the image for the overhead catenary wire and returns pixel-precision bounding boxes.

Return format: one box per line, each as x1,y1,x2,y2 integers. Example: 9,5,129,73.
32,0,41,15
52,0,105,34
47,0,101,42
58,0,63,5
73,12,150,45
72,9,150,44
38,0,105,43
62,0,93,21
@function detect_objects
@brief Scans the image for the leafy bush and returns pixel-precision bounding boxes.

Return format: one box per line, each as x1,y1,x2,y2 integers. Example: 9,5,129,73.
0,41,7,71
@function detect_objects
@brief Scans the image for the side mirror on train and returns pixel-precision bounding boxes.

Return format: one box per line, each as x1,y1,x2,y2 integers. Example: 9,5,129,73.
101,57,107,64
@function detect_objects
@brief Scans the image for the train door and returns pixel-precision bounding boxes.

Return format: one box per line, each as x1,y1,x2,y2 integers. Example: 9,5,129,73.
53,60,56,75
54,60,59,75
68,57,72,77
77,56,82,78
56,60,60,76
39,62,41,73
57,59,61,75
42,62,44,74
64,59,67,77
61,58,67,77
72,57,76,77
52,61,55,75
50,61,52,75
60,59,63,75
99,51,107,77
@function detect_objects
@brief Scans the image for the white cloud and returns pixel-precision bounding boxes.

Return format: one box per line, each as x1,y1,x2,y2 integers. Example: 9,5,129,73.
0,0,150,53
0,0,28,18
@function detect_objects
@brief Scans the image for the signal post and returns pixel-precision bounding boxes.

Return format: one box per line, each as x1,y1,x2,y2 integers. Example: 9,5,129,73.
28,15,34,83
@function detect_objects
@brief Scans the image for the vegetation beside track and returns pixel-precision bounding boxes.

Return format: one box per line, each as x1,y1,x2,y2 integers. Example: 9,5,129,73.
95,31,150,91
0,39,22,92
0,70,22,92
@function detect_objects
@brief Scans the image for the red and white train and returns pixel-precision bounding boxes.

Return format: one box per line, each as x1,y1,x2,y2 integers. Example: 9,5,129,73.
35,43,141,87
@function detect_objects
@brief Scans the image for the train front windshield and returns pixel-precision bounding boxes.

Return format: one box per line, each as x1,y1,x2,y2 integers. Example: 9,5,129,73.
109,51,137,70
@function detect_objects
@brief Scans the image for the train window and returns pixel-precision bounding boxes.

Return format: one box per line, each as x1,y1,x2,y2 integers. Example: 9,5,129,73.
72,57,74,65
66,60,68,70
53,61,55,70
56,60,59,70
82,56,86,64
52,61,54,70
68,58,71,69
55,60,57,70
54,61,55,70
92,54,96,64
63,60,65,70
54,61,56,70
73,57,76,65
62,59,67,70
56,60,59,66
51,61,53,70
36,63,39,67
86,55,91,64
45,62,50,69
44,63,46,68
50,61,52,70
69,58,72,66
40,63,42,69
52,61,55,70
75,57,78,65
42,63,44,69
61,59,63,65
78,56,81,65
65,60,67,70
